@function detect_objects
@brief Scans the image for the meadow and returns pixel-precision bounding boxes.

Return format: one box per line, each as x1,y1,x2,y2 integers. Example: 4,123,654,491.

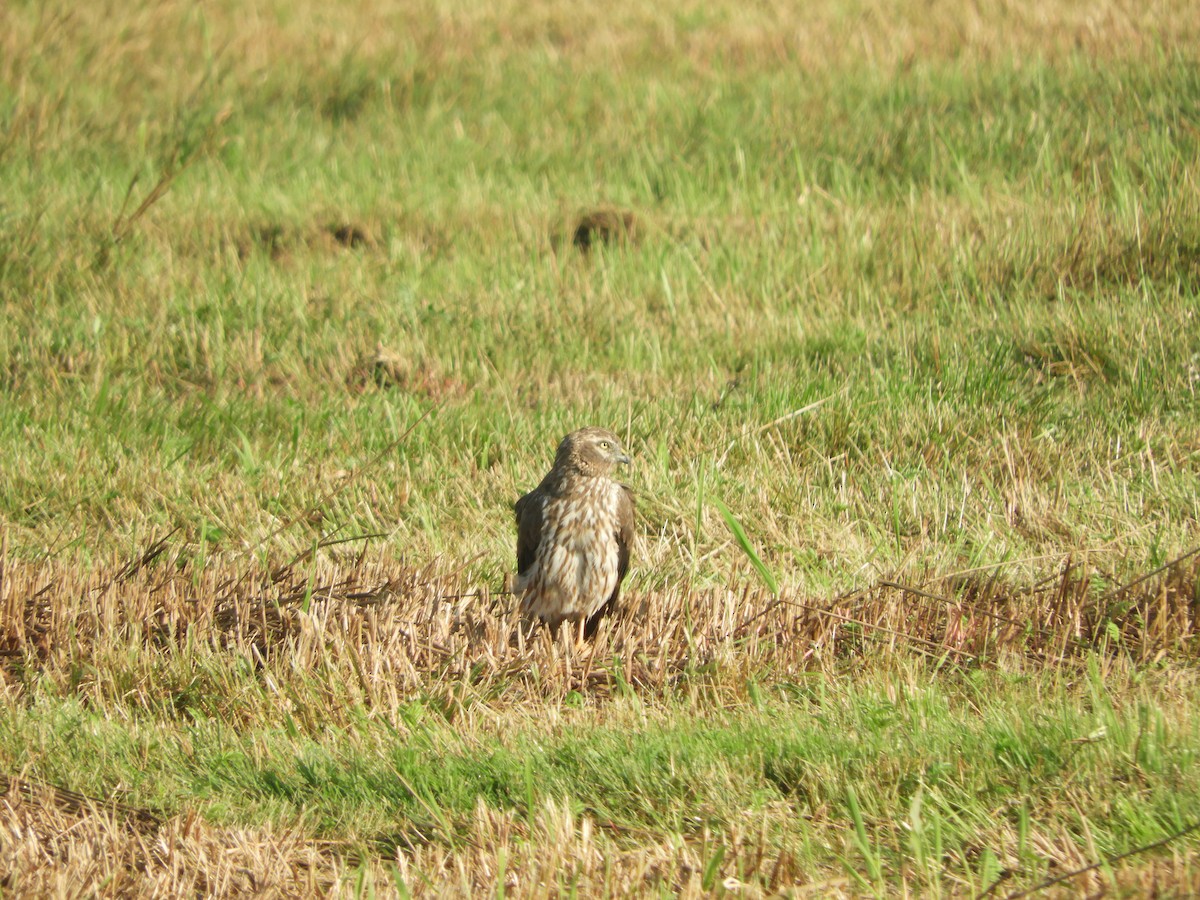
1,0,1199,894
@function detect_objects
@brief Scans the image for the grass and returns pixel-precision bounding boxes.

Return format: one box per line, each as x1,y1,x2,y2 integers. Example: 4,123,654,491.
4,650,1199,894
2,0,1200,894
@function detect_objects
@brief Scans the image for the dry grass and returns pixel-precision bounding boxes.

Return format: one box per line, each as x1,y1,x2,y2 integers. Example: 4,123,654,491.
6,0,1197,98
3,787,1197,899
0,779,345,898
1,541,1197,895
2,540,1197,714
3,782,1199,898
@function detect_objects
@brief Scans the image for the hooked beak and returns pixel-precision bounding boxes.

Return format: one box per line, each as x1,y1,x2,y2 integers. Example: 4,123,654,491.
615,452,632,466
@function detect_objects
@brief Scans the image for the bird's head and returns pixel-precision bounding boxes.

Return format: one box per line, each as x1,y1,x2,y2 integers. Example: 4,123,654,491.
556,427,631,477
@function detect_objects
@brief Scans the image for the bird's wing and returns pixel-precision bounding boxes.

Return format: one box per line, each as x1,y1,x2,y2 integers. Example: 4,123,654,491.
514,490,544,577
585,483,636,638
615,483,635,584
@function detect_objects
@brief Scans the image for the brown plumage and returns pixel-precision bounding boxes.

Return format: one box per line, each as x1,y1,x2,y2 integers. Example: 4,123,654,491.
513,427,635,638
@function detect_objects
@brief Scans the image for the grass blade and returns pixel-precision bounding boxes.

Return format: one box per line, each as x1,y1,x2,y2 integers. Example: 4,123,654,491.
713,496,779,595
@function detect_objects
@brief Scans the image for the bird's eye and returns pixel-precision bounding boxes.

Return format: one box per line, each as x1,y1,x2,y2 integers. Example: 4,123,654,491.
600,441,611,450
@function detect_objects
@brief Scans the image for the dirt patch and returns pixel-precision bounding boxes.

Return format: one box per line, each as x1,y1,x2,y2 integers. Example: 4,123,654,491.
325,222,374,250
984,215,1200,301
350,343,468,401
567,207,640,252
235,222,296,261
1065,224,1200,294
1017,326,1120,386
234,219,376,261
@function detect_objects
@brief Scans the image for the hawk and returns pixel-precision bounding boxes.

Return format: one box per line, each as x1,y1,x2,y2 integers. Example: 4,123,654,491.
513,427,635,639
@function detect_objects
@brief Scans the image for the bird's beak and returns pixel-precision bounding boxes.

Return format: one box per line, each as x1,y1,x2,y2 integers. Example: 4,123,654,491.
615,452,632,466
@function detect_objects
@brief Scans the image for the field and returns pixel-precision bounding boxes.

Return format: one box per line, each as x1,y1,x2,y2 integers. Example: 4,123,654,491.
2,0,1200,895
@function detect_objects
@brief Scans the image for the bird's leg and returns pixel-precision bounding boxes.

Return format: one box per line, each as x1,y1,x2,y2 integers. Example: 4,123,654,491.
580,624,601,687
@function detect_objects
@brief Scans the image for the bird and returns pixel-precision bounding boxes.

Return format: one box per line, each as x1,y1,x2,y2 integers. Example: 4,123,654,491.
513,427,635,640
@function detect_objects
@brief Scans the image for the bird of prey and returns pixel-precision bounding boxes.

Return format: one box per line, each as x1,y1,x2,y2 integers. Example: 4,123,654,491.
513,427,635,639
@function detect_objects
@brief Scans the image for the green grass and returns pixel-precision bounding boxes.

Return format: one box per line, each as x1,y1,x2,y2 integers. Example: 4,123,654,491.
3,2,1198,590
5,661,1197,893
2,0,1199,894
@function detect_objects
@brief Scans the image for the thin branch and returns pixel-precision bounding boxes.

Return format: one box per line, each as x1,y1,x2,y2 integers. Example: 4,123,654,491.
0,773,163,830
1100,546,1200,603
776,597,978,661
214,399,446,605
758,395,834,432
878,578,1095,655
999,819,1200,899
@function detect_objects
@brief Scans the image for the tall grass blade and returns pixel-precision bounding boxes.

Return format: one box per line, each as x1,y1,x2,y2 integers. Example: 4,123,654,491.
713,496,779,595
